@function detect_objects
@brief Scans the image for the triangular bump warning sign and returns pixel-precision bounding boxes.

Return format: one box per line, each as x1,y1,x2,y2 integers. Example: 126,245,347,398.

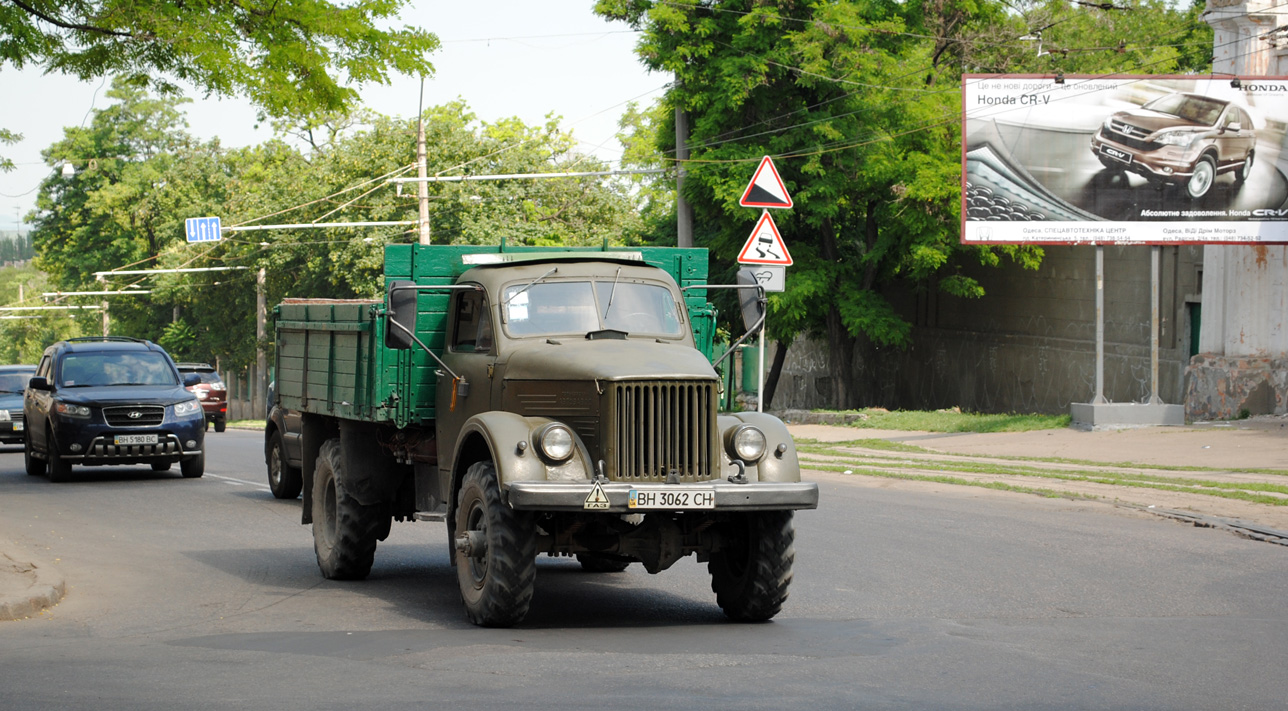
739,156,793,209
737,211,793,266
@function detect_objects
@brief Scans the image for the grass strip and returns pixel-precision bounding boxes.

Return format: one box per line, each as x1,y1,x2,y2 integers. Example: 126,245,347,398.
807,462,1094,500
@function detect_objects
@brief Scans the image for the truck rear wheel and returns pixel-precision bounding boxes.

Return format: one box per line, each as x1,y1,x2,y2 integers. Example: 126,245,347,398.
454,460,536,627
708,511,795,622
312,438,381,580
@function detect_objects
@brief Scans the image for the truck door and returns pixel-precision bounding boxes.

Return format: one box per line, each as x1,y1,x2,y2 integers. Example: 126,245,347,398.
436,285,496,456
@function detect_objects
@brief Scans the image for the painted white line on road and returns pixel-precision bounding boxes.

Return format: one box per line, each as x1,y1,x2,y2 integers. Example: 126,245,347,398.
206,473,271,492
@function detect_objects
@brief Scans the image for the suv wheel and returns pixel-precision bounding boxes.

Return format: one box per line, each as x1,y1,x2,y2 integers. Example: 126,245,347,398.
180,450,204,478
1236,151,1254,183
214,418,226,433
23,430,43,477
45,426,71,483
1186,155,1216,199
267,431,303,499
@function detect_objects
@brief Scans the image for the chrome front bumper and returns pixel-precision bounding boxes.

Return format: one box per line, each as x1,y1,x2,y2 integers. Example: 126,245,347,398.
506,480,819,513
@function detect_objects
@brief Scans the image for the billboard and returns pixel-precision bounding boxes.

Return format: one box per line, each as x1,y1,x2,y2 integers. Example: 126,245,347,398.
962,75,1288,245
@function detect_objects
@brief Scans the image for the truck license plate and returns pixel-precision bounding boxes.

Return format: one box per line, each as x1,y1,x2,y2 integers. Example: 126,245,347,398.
628,487,715,510
114,434,158,445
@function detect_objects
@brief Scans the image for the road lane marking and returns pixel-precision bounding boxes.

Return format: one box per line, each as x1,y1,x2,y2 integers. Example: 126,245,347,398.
206,473,271,492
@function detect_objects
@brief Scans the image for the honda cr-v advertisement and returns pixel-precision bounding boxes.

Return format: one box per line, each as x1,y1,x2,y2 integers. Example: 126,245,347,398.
962,75,1288,245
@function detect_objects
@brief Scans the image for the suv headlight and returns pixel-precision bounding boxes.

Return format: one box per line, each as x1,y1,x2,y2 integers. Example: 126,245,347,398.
56,402,91,418
536,424,574,462
725,424,767,462
174,400,202,417
1155,130,1198,148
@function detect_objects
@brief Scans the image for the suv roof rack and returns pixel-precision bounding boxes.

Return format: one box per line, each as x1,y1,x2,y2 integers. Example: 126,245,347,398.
65,336,146,344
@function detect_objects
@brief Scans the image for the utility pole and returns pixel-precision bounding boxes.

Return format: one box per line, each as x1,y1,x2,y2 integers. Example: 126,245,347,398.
417,78,431,245
256,267,267,417
675,86,693,249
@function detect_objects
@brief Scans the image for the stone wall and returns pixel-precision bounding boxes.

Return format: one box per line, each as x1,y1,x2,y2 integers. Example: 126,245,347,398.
769,245,1203,414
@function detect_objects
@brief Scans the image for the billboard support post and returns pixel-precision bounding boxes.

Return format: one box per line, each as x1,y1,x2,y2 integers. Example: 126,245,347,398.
1150,246,1163,405
1094,247,1107,404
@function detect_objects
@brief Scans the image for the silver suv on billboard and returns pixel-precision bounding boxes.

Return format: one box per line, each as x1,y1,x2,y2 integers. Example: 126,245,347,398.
1089,92,1256,200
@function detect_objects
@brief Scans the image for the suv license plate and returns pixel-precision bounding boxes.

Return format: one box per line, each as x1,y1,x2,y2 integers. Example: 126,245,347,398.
628,487,715,510
12,422,22,431
1100,145,1132,164
114,434,158,445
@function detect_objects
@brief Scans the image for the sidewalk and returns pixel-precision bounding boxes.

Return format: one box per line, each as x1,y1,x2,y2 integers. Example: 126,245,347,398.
787,415,1288,538
0,544,65,622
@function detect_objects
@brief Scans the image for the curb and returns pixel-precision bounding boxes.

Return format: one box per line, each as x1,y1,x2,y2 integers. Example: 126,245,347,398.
0,549,66,621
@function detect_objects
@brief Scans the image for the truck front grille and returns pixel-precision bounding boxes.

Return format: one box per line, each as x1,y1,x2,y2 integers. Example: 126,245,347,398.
606,380,718,483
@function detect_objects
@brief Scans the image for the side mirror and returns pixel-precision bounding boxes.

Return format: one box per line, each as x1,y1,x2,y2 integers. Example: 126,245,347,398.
183,373,201,387
1228,122,1242,132
735,268,767,334
385,280,417,350
28,376,52,392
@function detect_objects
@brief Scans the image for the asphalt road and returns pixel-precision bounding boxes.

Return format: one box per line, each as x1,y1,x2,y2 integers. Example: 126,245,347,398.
1,430,1286,710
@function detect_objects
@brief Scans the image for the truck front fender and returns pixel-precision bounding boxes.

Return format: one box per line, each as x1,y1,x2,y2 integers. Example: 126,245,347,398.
718,411,801,483
451,411,594,496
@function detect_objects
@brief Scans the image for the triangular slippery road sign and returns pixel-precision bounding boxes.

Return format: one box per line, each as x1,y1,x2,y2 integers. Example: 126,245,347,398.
739,156,793,209
737,211,793,266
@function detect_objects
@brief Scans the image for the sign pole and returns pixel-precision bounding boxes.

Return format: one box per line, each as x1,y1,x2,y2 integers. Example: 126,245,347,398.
1149,246,1162,404
758,318,766,413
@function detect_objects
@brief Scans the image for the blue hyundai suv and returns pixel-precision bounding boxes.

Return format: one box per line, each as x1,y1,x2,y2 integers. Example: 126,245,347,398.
23,337,206,482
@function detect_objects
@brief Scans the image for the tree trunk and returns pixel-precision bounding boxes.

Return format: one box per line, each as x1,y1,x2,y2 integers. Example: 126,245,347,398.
819,218,859,409
761,339,790,410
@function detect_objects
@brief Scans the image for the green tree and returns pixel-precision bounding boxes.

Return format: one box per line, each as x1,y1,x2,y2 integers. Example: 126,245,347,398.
0,0,438,119
599,0,1211,408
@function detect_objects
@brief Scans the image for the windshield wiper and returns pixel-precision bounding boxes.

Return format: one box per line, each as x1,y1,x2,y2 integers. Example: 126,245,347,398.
503,267,558,306
603,266,622,319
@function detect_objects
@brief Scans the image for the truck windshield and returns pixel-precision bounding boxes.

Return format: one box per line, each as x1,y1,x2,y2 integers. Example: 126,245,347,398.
503,280,682,337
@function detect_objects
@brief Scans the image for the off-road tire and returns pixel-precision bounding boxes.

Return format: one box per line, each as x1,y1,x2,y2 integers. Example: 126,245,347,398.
46,427,71,483
214,419,226,433
267,431,303,499
23,431,43,477
708,511,796,622
180,450,205,478
576,553,631,573
455,461,537,627
151,461,172,472
312,438,381,580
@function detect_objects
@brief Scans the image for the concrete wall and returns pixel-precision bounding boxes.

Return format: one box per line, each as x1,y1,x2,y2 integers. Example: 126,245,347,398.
771,245,1204,414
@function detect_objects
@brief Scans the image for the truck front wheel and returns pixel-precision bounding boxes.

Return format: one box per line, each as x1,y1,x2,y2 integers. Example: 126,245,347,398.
454,460,537,627
708,511,796,622
312,438,381,580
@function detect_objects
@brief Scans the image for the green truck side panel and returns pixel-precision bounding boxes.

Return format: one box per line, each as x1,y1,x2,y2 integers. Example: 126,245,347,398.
276,242,712,427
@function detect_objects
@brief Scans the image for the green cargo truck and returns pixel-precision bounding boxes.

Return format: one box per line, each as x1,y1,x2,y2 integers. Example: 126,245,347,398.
266,242,818,627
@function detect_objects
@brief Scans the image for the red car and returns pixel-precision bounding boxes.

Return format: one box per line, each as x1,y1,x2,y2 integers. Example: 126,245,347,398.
176,363,227,432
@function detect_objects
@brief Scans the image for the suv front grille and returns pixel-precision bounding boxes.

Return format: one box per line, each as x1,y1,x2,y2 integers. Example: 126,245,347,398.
1107,121,1159,151
606,380,718,483
103,405,165,427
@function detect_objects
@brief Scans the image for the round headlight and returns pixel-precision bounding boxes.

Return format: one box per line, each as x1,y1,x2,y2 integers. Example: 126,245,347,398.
726,425,767,462
537,424,574,462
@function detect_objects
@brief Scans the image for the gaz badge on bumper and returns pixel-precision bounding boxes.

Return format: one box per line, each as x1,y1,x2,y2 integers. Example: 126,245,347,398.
506,480,819,513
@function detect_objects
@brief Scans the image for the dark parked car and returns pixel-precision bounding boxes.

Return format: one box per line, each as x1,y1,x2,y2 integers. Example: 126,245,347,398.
0,364,37,445
1090,92,1256,200
22,337,206,482
176,362,228,432
263,380,303,499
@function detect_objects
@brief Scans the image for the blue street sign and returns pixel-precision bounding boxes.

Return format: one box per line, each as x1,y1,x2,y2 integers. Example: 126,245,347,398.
185,216,222,243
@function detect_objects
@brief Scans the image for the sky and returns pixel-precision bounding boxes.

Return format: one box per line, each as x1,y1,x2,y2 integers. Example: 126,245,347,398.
0,1,668,232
